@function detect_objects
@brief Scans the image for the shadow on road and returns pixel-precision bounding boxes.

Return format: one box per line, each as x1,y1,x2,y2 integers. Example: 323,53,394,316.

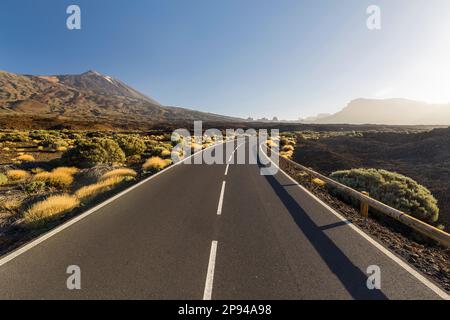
319,221,351,231
263,172,388,300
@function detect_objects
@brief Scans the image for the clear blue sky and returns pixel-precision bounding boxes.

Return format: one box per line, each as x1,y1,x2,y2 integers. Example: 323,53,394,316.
2,0,450,119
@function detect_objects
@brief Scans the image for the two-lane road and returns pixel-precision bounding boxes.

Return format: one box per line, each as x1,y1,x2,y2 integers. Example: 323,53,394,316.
0,140,447,299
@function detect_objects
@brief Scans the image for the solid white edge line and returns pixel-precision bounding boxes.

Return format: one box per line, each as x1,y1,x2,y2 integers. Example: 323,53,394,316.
217,181,226,215
203,240,218,300
0,141,233,267
259,144,449,300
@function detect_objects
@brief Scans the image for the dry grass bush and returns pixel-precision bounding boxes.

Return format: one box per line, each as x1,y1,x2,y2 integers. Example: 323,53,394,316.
160,149,171,158
15,154,35,162
266,140,277,148
142,157,172,172
6,170,30,181
32,167,77,189
99,168,137,181
190,143,202,152
1,197,22,212
280,136,296,146
23,194,79,228
312,178,326,187
280,150,293,159
52,167,79,175
281,145,294,152
75,176,126,200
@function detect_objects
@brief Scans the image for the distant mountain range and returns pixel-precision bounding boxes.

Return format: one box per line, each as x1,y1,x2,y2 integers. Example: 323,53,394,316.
0,70,240,124
2,70,449,127
303,98,450,125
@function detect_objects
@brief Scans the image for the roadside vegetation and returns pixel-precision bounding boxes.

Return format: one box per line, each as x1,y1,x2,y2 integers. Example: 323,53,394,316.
0,129,223,254
279,134,296,159
329,168,439,224
285,128,450,231
276,130,449,292
277,130,444,229
265,134,296,159
23,195,80,228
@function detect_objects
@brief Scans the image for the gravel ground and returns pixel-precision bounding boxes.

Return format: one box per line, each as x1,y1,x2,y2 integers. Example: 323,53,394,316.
280,159,450,293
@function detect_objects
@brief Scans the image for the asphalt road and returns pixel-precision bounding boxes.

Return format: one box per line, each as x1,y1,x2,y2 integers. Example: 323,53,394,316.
0,140,446,299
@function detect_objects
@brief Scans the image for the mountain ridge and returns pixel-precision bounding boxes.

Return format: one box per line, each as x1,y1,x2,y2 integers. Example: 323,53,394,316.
0,70,241,124
306,98,450,125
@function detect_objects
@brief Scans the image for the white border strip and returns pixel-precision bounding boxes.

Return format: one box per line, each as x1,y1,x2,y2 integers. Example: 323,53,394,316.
0,142,229,267
259,144,449,300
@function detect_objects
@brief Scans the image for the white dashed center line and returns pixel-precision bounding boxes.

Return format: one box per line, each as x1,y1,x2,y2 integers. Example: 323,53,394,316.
216,181,226,215
203,240,218,300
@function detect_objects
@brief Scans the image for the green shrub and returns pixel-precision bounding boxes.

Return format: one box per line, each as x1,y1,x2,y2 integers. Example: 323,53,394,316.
114,135,146,157
39,137,68,149
71,144,102,166
25,181,46,193
0,132,29,142
94,138,126,164
160,142,173,150
62,140,109,167
86,131,107,138
148,146,166,157
29,130,49,141
329,168,439,223
68,133,82,140
145,139,159,149
161,133,172,141
62,138,125,167
0,173,8,185
51,139,69,149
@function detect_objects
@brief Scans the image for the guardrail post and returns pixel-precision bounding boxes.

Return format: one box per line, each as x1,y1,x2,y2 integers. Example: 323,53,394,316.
360,191,369,218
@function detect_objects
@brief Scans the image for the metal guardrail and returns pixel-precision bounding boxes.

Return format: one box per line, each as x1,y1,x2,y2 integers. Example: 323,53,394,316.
266,145,450,248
